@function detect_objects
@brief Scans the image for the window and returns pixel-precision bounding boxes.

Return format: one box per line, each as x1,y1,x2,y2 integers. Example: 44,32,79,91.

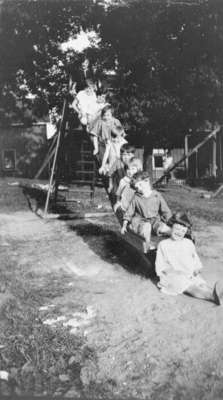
2,149,16,171
152,149,165,170
154,155,163,169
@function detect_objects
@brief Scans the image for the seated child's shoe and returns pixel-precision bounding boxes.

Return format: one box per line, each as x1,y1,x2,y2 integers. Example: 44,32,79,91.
143,241,156,253
213,281,223,305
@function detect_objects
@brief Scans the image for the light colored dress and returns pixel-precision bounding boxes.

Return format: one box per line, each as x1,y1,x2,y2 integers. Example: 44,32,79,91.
90,117,124,142
89,117,125,159
74,90,98,118
72,89,103,129
103,136,127,173
116,176,130,197
116,176,135,211
155,237,206,295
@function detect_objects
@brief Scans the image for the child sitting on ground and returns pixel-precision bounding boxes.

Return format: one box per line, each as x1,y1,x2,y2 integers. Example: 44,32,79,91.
114,158,143,213
155,211,223,305
121,171,172,253
89,104,125,156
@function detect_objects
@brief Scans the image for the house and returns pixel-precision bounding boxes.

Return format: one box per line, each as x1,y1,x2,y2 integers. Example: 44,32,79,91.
185,129,223,180
145,148,185,182
144,128,223,184
0,122,48,178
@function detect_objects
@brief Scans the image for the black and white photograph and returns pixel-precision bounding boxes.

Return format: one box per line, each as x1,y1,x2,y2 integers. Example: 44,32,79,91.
0,0,223,398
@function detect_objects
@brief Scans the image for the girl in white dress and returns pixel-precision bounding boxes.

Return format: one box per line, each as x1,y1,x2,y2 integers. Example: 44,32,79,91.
71,79,107,133
155,212,223,305
98,125,127,176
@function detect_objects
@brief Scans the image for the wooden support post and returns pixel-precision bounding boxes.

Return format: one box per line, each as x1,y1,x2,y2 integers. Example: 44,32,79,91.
35,144,56,179
195,150,198,179
219,133,222,173
154,125,221,186
184,135,189,175
212,134,217,177
43,76,72,217
43,99,67,217
213,184,223,198
44,99,67,217
54,120,69,204
35,132,58,179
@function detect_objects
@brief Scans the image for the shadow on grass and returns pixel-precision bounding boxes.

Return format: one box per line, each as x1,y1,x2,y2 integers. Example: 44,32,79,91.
67,221,157,282
21,185,157,281
22,186,48,213
22,186,100,219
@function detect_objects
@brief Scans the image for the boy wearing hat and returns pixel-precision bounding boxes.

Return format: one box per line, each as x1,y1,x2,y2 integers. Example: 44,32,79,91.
121,171,172,252
155,212,223,305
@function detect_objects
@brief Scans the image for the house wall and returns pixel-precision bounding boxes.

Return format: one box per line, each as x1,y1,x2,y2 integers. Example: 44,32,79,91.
135,148,144,165
145,130,223,183
145,148,186,183
187,130,223,179
0,123,48,178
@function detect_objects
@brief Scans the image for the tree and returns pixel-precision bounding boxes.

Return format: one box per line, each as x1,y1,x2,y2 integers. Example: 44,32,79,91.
1,0,223,150
94,0,223,148
0,0,103,124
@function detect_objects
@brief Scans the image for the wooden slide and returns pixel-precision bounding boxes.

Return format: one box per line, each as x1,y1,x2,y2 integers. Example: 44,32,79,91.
36,85,221,272
37,125,158,272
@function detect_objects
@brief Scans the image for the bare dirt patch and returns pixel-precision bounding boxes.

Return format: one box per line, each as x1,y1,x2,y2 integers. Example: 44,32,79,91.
1,180,223,399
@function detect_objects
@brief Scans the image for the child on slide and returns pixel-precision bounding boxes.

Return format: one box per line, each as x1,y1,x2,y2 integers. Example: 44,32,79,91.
89,104,125,157
71,79,107,136
98,126,127,184
114,158,143,213
155,211,223,305
121,171,172,253
107,144,136,197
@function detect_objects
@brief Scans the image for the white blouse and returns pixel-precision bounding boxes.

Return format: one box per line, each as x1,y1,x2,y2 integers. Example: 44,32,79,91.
155,238,205,295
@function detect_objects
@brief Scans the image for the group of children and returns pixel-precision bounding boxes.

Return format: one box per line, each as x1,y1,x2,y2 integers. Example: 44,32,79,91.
71,79,223,306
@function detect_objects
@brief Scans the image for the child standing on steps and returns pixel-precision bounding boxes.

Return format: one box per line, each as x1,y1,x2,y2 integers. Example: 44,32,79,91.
155,211,223,305
121,171,172,253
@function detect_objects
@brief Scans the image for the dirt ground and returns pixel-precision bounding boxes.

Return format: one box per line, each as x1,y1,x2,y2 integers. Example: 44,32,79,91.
1,178,223,399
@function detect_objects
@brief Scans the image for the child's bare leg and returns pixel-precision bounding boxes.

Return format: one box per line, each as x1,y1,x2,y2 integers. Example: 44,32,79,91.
184,282,216,303
141,222,152,253
91,136,98,155
108,177,113,193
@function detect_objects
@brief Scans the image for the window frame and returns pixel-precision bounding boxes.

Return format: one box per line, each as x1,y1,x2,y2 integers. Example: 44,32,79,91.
152,149,165,170
2,149,16,171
